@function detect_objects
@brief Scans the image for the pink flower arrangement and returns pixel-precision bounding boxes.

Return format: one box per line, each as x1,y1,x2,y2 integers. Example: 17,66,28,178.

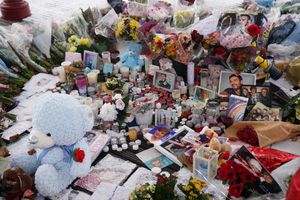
220,33,252,50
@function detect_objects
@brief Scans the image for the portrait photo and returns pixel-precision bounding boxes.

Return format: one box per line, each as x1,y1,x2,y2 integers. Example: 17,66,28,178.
194,86,216,103
83,50,98,69
153,70,175,92
84,131,97,144
218,71,256,97
144,124,176,146
232,146,282,194
241,85,271,107
245,102,281,121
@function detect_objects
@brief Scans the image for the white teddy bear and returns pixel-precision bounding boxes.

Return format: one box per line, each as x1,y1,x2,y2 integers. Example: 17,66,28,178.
11,93,94,197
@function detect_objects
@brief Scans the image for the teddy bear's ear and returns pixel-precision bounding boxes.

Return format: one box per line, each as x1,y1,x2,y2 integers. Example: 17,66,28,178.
79,105,94,131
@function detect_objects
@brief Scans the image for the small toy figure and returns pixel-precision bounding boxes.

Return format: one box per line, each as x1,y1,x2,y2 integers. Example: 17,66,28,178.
120,43,144,70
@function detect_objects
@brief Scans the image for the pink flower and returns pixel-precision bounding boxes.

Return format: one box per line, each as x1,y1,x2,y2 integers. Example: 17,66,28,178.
115,99,125,110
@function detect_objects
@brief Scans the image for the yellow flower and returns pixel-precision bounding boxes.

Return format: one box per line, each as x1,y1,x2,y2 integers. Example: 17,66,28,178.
182,185,192,192
68,35,78,43
69,46,77,52
79,38,91,47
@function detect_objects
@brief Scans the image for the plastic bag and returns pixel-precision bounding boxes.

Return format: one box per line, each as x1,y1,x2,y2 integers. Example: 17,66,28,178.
32,21,52,58
268,42,300,59
147,1,173,22
127,1,148,17
94,9,118,38
173,0,196,29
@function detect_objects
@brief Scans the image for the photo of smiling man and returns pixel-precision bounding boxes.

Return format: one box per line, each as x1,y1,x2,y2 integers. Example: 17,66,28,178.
218,71,256,97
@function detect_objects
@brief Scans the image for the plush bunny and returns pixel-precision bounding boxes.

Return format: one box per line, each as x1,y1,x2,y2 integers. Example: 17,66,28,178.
11,93,94,197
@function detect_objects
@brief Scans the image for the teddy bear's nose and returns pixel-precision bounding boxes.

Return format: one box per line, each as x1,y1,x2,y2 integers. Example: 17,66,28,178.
28,135,38,144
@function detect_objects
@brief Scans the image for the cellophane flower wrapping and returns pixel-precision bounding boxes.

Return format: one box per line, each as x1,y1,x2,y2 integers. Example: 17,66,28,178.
248,146,299,172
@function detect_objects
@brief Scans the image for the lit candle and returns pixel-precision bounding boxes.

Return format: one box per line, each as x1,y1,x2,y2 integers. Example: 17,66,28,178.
187,62,195,86
128,129,137,141
87,72,98,86
57,66,66,82
120,67,130,78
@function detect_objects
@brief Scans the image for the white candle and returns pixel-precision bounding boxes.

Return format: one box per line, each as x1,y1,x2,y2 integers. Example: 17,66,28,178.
57,66,66,82
122,143,128,150
187,62,195,86
132,144,139,150
87,72,98,86
120,67,130,78
112,144,118,150
179,86,187,95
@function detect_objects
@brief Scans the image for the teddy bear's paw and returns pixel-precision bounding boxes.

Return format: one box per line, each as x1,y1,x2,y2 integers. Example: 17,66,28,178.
35,164,69,197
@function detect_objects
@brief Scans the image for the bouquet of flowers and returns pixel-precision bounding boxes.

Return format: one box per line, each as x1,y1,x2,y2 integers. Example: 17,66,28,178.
217,159,259,198
176,33,193,64
165,34,177,58
67,35,91,53
226,47,256,73
99,94,129,124
129,172,178,200
105,77,124,90
128,94,158,114
177,177,210,200
147,1,173,22
150,34,165,57
115,17,141,41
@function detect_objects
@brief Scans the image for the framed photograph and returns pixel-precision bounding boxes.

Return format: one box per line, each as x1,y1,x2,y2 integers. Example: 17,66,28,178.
153,70,176,92
226,95,249,122
240,85,271,107
245,102,281,121
218,71,256,97
65,52,82,63
194,86,216,103
136,148,173,170
155,109,177,128
144,124,177,146
83,51,98,69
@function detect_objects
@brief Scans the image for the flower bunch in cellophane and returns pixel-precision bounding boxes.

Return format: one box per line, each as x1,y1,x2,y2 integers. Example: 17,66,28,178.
115,17,141,41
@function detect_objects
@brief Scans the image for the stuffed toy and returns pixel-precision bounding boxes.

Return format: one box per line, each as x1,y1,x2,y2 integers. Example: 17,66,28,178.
11,93,94,197
186,107,204,129
120,42,144,70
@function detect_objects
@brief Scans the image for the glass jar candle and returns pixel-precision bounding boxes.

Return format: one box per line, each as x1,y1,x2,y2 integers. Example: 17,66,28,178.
172,89,181,99
128,129,137,141
75,74,88,96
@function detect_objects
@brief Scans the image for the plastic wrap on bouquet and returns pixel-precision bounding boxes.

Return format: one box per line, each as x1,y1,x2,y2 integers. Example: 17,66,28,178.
248,146,299,172
94,9,119,38
175,33,193,64
225,121,300,147
226,46,257,73
135,110,153,126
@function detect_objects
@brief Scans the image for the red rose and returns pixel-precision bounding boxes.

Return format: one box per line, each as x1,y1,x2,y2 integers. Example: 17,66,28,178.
215,47,226,55
227,169,238,182
217,167,229,181
229,183,244,197
219,151,230,160
247,24,262,37
236,126,259,146
165,185,172,190
73,148,85,163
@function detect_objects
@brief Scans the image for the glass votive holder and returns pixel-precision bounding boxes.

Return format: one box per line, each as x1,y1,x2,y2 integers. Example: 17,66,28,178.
75,74,88,96
128,129,137,141
188,85,195,97
172,89,181,99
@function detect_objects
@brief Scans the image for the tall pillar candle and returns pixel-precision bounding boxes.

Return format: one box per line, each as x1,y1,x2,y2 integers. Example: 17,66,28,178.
87,72,98,86
57,66,66,83
187,62,195,86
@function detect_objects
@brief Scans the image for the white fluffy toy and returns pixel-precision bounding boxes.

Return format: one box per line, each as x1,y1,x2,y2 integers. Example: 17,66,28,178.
11,93,94,197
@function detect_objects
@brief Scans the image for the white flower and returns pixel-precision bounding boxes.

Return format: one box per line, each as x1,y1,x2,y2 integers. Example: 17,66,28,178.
115,99,125,110
99,103,118,121
113,93,122,100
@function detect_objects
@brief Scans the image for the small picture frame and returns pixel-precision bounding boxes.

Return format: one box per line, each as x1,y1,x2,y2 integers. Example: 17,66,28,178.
153,70,176,92
83,50,98,69
194,86,216,103
103,63,113,75
193,146,218,181
240,85,271,107
218,71,256,97
65,52,82,63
